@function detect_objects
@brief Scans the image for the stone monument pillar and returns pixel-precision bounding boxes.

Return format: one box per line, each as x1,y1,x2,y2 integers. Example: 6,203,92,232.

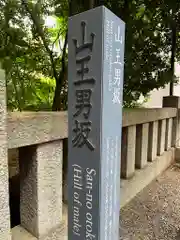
68,6,125,240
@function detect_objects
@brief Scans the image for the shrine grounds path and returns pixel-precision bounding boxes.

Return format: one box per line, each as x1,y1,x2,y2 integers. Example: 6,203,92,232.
119,164,180,240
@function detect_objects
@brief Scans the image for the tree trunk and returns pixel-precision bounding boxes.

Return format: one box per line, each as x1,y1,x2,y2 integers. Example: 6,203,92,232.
52,81,61,111
89,0,95,9
95,0,104,7
52,1,72,111
52,62,68,111
169,18,177,96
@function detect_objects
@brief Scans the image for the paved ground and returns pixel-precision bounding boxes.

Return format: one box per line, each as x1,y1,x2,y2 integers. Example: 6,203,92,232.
120,164,180,240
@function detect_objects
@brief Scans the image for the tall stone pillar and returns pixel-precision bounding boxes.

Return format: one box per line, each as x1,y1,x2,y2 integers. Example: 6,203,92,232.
163,96,180,147
19,140,63,239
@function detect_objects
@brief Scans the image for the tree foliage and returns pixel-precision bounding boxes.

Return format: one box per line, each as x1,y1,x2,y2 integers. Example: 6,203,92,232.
0,0,180,111
0,0,67,111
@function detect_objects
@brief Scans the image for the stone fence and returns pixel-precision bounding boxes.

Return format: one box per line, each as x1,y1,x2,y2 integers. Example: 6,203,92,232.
1,66,180,239
6,108,179,240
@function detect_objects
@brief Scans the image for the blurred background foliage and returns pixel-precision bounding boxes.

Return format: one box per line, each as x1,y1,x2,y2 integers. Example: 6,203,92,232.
0,0,180,111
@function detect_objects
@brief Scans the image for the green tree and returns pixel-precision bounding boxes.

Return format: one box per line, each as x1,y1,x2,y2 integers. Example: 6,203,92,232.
0,0,68,111
106,0,180,105
0,0,180,111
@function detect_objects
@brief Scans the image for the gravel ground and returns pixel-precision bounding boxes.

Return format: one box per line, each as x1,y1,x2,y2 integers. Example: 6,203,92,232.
120,164,180,240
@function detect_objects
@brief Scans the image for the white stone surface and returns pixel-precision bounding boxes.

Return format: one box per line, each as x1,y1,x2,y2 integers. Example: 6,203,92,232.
165,118,173,150
121,125,136,178
19,141,63,238
135,123,149,169
0,69,11,240
148,121,158,162
157,119,166,155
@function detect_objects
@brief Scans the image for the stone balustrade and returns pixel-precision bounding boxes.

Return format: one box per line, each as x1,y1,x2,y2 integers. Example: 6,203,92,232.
6,108,178,239
121,108,177,178
0,66,180,239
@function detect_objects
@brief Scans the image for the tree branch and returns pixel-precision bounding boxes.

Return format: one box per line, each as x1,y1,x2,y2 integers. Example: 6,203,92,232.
52,0,71,110
58,33,68,82
21,0,58,80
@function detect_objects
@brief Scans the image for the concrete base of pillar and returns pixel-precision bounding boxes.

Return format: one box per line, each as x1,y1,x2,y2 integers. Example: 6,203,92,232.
12,223,66,240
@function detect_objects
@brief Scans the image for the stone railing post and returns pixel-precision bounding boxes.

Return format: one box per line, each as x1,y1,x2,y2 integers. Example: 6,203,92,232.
19,140,63,239
121,126,136,178
165,118,173,150
163,96,180,147
0,68,11,239
148,121,158,162
135,123,149,169
157,119,166,155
